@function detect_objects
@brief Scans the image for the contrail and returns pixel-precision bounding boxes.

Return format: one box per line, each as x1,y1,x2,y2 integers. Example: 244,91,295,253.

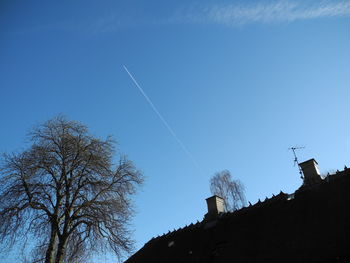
123,65,200,169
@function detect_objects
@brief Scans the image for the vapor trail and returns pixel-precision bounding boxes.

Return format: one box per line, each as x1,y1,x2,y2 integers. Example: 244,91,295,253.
123,65,200,169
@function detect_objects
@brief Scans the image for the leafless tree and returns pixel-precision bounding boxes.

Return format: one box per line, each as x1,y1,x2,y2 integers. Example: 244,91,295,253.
210,170,246,211
0,116,143,263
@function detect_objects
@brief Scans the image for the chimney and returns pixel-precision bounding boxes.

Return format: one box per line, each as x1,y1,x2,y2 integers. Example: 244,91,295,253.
204,195,225,221
299,158,322,186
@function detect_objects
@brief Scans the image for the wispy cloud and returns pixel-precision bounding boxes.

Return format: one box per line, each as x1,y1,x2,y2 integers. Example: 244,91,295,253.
176,0,350,27
16,0,350,35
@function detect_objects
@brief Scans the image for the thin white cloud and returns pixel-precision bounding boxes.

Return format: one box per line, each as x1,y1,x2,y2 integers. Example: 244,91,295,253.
178,0,350,26
17,0,350,35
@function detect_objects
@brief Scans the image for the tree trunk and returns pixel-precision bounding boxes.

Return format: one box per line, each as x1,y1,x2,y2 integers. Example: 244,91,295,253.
44,226,57,263
55,237,67,263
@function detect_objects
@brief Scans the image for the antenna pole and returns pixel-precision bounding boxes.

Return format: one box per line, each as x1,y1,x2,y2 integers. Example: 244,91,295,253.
289,146,305,179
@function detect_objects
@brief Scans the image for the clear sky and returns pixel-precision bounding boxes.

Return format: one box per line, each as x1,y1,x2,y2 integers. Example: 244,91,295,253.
1,0,350,262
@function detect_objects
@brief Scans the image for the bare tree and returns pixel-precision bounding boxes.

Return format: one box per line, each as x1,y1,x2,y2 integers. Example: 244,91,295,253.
0,116,143,263
210,170,246,211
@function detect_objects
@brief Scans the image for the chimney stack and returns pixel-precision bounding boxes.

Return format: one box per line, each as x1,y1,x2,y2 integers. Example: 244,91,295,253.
299,159,322,186
204,195,225,221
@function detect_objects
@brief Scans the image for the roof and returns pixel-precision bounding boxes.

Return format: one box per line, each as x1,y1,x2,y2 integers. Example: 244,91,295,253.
125,166,350,263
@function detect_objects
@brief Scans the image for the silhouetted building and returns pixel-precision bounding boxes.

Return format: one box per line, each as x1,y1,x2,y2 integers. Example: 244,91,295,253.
125,159,350,263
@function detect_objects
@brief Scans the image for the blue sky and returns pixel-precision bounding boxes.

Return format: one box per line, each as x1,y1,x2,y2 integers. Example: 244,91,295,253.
1,0,350,262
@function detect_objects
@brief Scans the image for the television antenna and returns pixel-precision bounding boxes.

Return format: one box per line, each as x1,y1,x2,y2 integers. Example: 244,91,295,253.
288,146,305,179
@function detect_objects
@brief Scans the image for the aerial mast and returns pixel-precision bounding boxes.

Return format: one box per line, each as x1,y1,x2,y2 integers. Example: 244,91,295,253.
289,146,305,179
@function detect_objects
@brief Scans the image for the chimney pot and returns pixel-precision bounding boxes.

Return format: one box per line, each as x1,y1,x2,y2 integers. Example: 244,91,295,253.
299,159,322,186
204,195,225,221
